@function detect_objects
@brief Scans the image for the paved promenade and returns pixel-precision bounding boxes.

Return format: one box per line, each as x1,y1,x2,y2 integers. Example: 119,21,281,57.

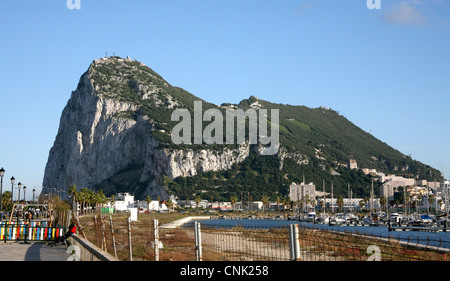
0,242,71,261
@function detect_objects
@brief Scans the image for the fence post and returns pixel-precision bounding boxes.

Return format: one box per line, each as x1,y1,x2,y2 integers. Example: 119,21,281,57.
153,219,159,261
127,217,133,261
194,221,202,261
22,224,30,244
93,215,99,247
289,224,301,261
109,215,117,258
100,215,107,251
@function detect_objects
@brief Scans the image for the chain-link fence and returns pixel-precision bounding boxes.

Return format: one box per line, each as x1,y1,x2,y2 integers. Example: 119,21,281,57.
200,223,290,261
84,214,196,261
200,223,450,261
79,214,450,261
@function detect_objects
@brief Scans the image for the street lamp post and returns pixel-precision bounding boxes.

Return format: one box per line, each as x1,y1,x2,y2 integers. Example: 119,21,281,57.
0,168,5,212
10,176,15,204
33,189,36,203
23,186,27,204
17,182,22,203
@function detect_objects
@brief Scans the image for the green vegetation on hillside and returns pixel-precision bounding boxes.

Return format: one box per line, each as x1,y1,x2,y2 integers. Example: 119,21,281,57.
85,57,442,200
164,150,380,202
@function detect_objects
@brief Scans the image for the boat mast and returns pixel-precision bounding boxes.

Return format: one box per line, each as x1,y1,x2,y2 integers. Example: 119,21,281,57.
347,182,350,213
331,182,334,214
297,183,300,216
323,179,325,216
371,177,374,214
302,174,305,213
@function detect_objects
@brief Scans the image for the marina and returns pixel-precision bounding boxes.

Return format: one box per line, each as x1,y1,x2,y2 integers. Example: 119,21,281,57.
188,213,450,250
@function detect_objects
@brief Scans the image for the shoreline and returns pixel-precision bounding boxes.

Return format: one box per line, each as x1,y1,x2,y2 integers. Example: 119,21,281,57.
160,216,211,229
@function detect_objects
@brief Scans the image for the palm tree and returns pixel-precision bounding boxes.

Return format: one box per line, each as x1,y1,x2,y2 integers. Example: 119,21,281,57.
86,189,95,214
230,195,238,211
359,200,365,212
311,199,316,211
364,197,370,212
261,195,269,212
276,196,281,212
68,185,78,215
380,196,386,212
146,195,152,211
304,195,310,210
337,196,344,212
195,195,201,209
405,193,410,210
288,200,294,211
79,188,88,215
110,194,115,203
429,194,435,213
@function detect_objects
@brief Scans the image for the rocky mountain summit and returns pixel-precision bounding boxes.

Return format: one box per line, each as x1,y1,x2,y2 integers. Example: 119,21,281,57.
42,56,442,200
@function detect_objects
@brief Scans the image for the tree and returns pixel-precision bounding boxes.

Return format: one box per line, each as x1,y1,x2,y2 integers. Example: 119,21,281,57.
320,198,325,212
1,191,12,211
68,185,78,214
363,197,370,212
166,199,173,212
195,195,201,209
146,196,152,211
359,200,365,211
276,196,281,212
337,196,344,212
380,196,386,212
261,195,269,212
230,195,238,211
429,195,435,213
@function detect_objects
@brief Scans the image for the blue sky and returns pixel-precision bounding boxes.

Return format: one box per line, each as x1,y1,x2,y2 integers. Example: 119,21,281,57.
0,0,449,199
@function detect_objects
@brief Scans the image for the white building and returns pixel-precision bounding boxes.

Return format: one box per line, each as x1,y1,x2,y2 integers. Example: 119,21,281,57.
289,182,316,204
382,175,415,188
210,202,233,211
176,199,208,209
114,193,135,211
380,183,395,204
147,200,168,211
249,201,263,211
234,201,263,211
323,198,377,212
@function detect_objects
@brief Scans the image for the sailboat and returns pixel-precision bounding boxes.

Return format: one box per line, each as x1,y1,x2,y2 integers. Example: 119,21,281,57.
317,179,330,224
328,183,345,225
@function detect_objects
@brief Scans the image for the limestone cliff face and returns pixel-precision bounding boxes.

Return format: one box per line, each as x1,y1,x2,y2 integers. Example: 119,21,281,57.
42,57,251,200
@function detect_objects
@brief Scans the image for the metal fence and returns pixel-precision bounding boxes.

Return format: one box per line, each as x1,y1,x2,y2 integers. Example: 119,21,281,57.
200,223,290,261
199,223,450,261
87,215,197,261
80,215,450,261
